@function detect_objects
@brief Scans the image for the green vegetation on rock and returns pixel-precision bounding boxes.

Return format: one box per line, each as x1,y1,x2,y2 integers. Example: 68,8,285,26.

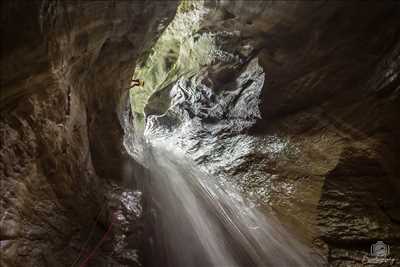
130,0,216,123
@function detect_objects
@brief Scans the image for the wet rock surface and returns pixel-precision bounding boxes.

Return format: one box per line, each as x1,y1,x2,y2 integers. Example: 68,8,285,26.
143,1,400,265
106,183,143,267
146,57,264,137
1,1,178,266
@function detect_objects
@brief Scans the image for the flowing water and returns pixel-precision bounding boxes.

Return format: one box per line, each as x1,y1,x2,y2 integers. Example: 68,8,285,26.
123,128,323,266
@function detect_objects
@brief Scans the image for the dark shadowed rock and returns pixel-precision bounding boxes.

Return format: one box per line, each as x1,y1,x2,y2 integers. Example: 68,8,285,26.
1,1,178,266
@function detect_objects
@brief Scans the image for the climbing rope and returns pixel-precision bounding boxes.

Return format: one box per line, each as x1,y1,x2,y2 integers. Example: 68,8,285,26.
77,215,115,267
70,203,108,267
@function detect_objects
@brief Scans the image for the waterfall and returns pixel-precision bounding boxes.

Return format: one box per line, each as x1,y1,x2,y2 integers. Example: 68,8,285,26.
122,105,324,266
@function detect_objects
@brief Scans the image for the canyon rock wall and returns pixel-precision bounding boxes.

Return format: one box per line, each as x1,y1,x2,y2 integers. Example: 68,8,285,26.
144,1,400,265
0,1,178,266
1,1,399,266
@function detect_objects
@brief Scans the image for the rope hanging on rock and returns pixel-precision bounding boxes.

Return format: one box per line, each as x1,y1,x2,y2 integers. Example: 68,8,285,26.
78,215,115,267
70,205,108,267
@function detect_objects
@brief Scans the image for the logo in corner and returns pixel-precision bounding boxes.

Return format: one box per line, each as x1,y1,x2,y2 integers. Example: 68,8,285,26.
370,241,390,258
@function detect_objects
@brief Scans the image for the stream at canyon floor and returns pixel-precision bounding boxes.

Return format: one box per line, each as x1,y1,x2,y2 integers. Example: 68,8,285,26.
126,137,324,267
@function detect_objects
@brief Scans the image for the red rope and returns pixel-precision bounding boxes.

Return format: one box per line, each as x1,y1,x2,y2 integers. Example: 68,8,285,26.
71,205,108,267
78,216,114,267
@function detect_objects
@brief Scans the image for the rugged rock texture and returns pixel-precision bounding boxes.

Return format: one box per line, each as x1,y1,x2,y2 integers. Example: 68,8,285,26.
143,1,400,265
0,1,178,266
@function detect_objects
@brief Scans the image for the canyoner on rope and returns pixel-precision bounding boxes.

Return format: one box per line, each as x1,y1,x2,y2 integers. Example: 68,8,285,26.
132,79,145,88
124,79,145,91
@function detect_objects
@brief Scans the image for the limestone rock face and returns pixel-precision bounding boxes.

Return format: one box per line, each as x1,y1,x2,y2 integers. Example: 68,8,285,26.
0,1,178,266
144,1,400,265
145,57,264,138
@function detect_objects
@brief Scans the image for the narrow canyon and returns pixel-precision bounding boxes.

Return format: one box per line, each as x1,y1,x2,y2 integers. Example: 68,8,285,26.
1,1,399,267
